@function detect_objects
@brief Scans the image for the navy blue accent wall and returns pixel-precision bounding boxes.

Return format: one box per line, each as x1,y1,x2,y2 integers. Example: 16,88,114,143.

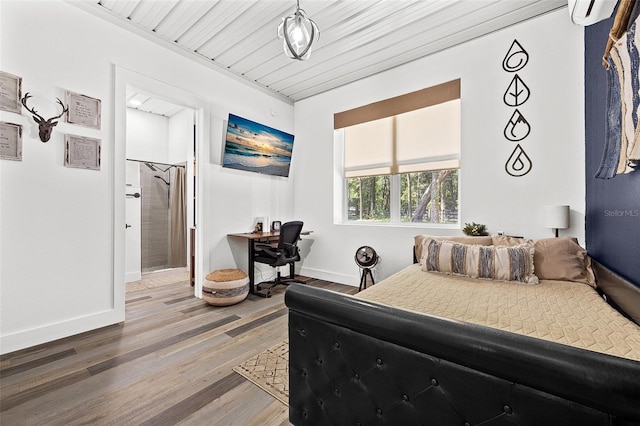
585,17,640,286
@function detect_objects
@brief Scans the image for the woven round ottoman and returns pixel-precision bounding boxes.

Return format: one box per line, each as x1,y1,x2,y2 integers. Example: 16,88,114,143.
202,269,249,306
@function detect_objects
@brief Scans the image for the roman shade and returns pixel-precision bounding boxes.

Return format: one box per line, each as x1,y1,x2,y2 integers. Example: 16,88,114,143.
337,79,461,178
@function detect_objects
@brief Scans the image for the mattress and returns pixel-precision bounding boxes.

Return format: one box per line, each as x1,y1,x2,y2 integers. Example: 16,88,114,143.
356,264,640,361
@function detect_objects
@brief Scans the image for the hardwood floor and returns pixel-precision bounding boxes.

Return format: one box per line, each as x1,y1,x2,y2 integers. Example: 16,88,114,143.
0,277,358,425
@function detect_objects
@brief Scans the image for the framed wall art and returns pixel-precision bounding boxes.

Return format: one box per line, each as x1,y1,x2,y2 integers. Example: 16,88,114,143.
0,121,22,161
222,113,295,177
0,71,22,114
65,91,101,129
65,134,101,170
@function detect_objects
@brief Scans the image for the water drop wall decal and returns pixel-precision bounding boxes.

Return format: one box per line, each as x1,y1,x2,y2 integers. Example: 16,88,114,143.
503,39,529,72
503,75,530,107
501,39,533,177
505,144,533,176
504,109,531,141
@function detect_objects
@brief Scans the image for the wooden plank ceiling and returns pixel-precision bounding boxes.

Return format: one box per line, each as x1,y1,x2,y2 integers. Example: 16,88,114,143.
83,0,567,103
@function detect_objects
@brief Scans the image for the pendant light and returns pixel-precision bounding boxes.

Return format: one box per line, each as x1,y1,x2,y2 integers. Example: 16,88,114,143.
277,0,320,61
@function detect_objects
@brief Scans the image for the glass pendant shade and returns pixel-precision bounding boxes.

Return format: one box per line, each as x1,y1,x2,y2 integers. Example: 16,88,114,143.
277,1,319,61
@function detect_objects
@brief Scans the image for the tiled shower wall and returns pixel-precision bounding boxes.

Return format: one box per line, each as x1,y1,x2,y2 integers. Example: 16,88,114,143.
140,164,170,272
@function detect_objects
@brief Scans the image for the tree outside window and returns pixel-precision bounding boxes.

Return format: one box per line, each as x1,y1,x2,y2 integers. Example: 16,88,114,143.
347,170,458,223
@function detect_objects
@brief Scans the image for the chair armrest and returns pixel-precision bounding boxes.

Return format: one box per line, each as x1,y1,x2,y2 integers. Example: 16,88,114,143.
255,243,281,257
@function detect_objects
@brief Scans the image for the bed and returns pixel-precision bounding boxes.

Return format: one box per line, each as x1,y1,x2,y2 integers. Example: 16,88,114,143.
285,235,640,425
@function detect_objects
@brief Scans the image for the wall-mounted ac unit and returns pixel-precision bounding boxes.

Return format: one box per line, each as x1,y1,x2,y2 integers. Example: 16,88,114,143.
568,0,617,25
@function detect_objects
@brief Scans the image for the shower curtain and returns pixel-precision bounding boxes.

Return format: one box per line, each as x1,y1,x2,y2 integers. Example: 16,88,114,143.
170,166,187,267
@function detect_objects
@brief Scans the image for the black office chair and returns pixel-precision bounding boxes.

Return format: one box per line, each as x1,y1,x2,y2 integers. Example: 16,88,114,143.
254,221,304,297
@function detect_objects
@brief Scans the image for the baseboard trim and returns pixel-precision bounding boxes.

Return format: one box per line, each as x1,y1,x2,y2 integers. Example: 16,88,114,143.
126,271,141,282
0,309,124,355
299,267,358,287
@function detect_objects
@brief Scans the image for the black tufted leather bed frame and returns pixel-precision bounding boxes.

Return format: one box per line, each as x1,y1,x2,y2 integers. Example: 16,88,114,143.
285,260,640,425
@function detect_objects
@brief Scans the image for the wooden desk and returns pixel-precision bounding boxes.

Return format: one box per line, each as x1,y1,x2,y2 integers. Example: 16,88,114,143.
228,230,312,295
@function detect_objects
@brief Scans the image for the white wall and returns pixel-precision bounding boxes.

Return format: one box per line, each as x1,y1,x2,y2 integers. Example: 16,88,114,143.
126,107,193,165
0,0,294,354
126,109,170,163
168,109,193,165
293,10,585,285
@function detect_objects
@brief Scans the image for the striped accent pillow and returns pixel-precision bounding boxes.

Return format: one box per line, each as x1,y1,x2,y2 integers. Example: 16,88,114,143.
421,239,539,285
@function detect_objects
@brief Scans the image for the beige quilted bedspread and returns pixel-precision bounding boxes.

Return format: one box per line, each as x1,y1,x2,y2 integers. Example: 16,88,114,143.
356,264,640,361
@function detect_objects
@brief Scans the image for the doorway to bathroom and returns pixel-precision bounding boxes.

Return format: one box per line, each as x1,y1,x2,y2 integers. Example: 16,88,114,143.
124,91,196,290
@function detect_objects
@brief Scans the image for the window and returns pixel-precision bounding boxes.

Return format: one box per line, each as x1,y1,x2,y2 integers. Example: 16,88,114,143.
347,170,459,224
336,79,460,225
347,175,391,221
400,170,458,223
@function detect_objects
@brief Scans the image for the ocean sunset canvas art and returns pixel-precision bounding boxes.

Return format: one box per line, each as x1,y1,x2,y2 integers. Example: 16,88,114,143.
222,114,295,177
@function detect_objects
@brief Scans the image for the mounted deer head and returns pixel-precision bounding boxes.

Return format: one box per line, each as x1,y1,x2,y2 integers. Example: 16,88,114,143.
21,93,68,142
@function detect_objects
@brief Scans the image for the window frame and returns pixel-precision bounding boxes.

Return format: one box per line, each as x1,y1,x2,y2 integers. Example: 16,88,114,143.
334,79,462,228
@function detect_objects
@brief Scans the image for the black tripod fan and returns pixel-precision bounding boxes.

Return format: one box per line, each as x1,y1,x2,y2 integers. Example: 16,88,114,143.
355,246,379,291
